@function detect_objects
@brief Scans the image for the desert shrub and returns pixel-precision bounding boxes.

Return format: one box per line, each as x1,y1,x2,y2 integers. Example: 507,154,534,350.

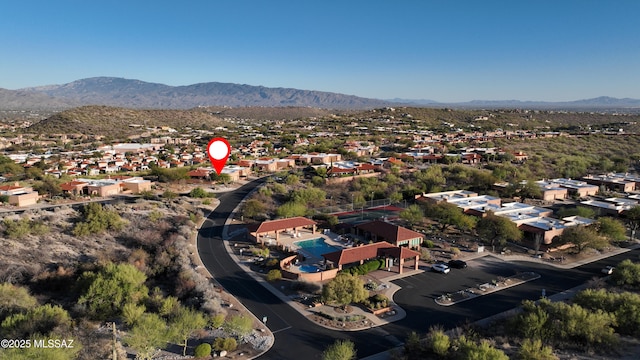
518,338,558,360
422,239,435,248
265,258,279,268
344,259,384,275
213,337,237,352
209,313,225,329
222,314,253,337
194,343,211,358
266,269,282,282
189,187,214,198
121,303,146,326
73,203,125,236
427,328,450,357
0,283,38,318
1,304,72,339
362,294,389,309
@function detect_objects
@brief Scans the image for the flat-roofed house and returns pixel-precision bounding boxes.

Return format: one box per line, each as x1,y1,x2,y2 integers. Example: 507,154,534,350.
119,177,152,194
0,184,40,206
86,180,120,197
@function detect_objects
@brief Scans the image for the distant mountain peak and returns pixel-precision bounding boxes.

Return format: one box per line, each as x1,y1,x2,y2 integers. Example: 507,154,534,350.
2,77,639,111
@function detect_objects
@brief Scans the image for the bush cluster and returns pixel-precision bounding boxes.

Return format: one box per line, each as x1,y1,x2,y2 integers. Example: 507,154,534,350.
343,258,386,275
316,311,365,323
361,294,389,310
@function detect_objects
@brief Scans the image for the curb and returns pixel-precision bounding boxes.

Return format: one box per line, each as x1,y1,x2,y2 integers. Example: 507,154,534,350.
434,272,541,306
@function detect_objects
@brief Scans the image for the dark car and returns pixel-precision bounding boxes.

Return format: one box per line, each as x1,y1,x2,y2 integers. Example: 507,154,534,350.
448,260,467,269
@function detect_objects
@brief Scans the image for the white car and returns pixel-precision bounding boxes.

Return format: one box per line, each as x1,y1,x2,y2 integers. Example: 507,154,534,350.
432,263,450,274
601,266,615,275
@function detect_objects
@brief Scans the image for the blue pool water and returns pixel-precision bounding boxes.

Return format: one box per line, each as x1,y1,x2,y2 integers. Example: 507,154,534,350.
294,238,339,258
298,264,321,273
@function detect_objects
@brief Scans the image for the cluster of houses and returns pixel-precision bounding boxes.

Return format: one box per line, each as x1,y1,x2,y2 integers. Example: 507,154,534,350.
0,176,152,207
416,190,595,246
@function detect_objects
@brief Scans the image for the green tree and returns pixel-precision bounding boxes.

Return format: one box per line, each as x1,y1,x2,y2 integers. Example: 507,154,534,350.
78,263,149,319
399,204,423,226
122,303,146,326
515,180,543,202
276,201,308,218
425,202,477,232
610,259,640,288
322,339,356,360
476,212,523,251
557,206,595,219
209,313,225,329
243,199,266,220
321,273,368,310
623,206,640,240
170,307,208,356
596,217,627,242
222,314,253,338
558,226,608,253
124,313,170,360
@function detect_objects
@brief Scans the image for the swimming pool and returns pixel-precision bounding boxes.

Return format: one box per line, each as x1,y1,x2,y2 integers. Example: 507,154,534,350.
298,264,321,273
294,238,340,258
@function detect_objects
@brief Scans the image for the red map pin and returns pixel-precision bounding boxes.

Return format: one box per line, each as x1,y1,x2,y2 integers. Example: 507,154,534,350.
207,137,231,175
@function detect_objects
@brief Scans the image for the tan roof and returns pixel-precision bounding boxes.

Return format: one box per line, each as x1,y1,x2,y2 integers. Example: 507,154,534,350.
253,217,317,234
355,220,424,244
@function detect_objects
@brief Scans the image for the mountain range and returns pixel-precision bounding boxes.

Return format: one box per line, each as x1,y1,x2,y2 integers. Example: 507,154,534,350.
1,77,640,111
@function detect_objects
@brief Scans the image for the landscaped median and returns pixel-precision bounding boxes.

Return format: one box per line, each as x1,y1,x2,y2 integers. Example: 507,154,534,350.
435,272,541,306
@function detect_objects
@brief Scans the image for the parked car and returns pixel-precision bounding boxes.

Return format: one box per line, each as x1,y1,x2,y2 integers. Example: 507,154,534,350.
448,260,467,269
432,263,450,274
601,266,615,275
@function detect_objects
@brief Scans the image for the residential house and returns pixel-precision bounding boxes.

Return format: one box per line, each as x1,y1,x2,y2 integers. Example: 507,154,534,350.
0,183,40,206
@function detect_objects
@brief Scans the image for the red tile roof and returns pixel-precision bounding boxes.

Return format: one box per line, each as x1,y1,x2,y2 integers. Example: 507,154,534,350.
355,220,424,244
252,217,317,234
322,241,420,266
188,169,210,178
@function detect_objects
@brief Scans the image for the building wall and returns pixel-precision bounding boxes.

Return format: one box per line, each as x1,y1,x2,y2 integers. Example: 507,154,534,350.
88,183,120,197
122,181,152,194
8,192,39,206
542,188,568,201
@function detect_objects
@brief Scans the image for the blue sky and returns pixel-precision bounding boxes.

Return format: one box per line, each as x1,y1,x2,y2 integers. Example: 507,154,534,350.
2,1,639,102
